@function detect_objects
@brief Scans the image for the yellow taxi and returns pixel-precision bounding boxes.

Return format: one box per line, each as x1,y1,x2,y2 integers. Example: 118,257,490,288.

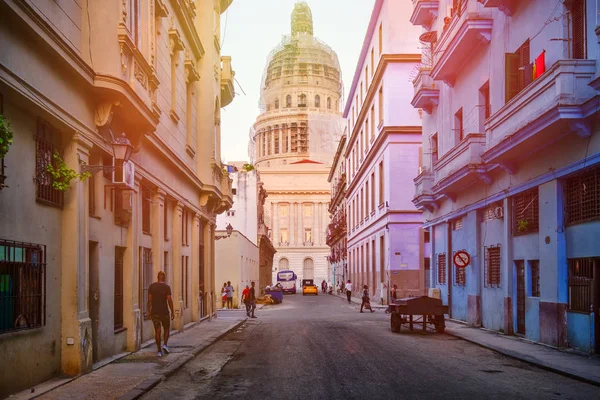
302,279,318,295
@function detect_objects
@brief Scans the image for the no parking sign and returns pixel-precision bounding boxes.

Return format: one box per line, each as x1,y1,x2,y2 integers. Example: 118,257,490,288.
453,251,470,269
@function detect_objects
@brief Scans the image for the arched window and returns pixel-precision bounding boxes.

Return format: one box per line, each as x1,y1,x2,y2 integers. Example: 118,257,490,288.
327,97,332,110
275,99,279,109
298,94,307,107
286,95,292,108
303,258,314,280
279,258,289,270
315,95,320,108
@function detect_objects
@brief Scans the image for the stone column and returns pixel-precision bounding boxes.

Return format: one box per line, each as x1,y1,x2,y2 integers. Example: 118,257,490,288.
60,134,93,376
125,177,141,351
210,222,216,319
313,202,318,244
152,190,166,283
287,126,292,153
192,213,201,321
172,202,184,331
298,202,303,245
278,127,282,154
289,202,295,246
273,202,279,244
270,129,275,154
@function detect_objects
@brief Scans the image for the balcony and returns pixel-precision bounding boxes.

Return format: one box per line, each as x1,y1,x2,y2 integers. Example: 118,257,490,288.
220,56,235,107
477,0,516,16
411,68,439,114
413,168,435,211
482,60,597,171
410,0,439,29
431,8,493,87
431,133,487,201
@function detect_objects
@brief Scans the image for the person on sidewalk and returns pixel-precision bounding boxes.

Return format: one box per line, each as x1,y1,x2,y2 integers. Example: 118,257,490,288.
221,283,228,309
148,271,175,357
242,284,251,316
345,280,352,304
226,281,235,309
360,285,375,313
248,281,257,318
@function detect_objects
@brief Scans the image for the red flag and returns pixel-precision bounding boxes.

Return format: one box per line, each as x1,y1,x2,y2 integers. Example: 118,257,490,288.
535,51,545,79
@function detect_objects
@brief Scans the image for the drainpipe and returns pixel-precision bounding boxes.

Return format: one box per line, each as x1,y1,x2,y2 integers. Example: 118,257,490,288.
447,221,453,318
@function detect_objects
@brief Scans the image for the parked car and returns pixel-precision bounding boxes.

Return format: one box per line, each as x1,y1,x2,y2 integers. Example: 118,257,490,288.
302,279,318,296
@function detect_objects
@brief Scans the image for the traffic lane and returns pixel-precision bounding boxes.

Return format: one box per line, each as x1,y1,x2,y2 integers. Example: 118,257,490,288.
197,294,600,400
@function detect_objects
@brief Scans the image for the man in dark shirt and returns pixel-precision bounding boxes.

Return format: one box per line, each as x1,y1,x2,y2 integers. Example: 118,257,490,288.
148,271,174,357
248,281,257,318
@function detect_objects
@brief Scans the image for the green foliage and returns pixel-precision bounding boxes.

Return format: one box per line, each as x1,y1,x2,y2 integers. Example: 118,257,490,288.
517,219,529,233
0,114,14,159
45,152,91,192
242,163,255,172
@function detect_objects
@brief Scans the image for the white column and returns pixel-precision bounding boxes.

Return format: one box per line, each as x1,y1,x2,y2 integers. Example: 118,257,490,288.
273,202,279,244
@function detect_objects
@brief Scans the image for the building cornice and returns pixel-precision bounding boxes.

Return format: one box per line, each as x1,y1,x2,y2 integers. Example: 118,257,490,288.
344,53,421,151
328,133,347,182
266,190,331,196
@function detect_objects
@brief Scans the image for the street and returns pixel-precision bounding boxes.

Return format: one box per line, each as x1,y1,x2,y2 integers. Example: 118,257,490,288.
143,294,600,400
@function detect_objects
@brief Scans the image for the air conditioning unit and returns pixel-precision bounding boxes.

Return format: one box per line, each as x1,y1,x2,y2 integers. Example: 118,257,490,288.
113,160,135,189
494,206,504,219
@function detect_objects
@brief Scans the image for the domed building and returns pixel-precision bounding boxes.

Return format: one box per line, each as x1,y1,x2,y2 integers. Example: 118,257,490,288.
250,1,344,286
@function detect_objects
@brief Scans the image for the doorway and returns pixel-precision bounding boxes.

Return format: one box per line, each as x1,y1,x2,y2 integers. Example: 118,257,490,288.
594,258,600,353
515,260,525,335
88,241,99,362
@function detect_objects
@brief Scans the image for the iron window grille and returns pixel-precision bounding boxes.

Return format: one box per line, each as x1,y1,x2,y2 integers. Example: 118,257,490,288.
513,187,539,235
142,248,153,319
437,253,447,285
454,251,466,286
114,247,125,330
530,260,540,298
565,165,600,225
568,257,596,313
452,218,463,231
35,120,63,208
485,245,501,288
0,239,46,334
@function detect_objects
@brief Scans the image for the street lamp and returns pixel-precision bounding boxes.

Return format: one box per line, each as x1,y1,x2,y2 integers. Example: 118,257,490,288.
215,223,233,241
80,132,134,174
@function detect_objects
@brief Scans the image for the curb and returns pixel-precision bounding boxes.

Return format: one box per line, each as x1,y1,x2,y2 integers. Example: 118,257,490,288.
444,327,600,387
116,319,247,400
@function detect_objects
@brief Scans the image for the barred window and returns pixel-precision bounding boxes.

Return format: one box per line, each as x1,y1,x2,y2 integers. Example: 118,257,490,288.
437,253,447,285
485,246,501,287
142,189,151,234
452,218,463,230
565,165,600,225
35,120,63,208
530,260,540,297
568,258,596,313
142,247,153,320
114,247,124,330
513,188,539,235
0,240,46,334
454,252,466,286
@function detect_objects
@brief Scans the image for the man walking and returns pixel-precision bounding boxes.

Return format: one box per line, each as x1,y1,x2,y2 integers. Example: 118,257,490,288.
242,284,251,316
148,271,174,357
248,281,257,318
345,279,352,304
226,281,234,309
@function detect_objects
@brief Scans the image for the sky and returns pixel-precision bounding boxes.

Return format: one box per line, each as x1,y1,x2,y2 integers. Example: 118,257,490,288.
219,0,376,163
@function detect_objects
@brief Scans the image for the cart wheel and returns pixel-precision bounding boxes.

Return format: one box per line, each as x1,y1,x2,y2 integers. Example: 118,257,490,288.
391,313,401,333
435,315,445,333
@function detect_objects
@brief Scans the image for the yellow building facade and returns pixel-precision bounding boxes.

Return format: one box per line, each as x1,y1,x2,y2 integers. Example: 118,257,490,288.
251,2,344,285
0,0,234,396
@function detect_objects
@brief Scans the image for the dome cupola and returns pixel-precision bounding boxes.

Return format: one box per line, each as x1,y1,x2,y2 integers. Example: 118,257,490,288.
291,2,313,36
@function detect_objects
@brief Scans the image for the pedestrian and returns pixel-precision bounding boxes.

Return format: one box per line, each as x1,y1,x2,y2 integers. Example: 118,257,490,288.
221,283,228,309
148,271,175,357
226,281,235,309
345,280,352,303
360,285,375,313
248,281,257,318
242,284,251,316
391,284,398,303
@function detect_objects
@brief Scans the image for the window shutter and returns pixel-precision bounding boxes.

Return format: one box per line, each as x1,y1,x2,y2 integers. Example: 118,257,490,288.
572,0,587,59
518,40,530,90
505,53,520,103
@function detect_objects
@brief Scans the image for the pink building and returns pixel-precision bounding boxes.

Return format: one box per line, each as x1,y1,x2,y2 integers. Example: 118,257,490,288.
343,0,427,303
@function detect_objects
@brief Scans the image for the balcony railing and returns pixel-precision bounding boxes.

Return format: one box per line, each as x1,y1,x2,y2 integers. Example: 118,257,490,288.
411,68,439,114
431,3,492,87
482,60,597,169
413,168,436,211
410,0,439,29
220,56,235,107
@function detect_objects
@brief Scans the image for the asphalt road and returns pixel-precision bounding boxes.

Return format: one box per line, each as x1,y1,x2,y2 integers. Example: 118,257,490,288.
144,293,600,400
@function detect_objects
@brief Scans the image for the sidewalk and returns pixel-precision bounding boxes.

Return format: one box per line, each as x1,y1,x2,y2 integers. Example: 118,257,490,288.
9,318,245,400
445,320,600,386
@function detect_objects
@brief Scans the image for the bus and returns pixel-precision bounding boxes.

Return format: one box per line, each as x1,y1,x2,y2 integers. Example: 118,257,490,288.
276,270,297,294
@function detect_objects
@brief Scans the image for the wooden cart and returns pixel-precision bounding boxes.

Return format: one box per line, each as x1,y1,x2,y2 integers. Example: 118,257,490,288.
389,296,449,334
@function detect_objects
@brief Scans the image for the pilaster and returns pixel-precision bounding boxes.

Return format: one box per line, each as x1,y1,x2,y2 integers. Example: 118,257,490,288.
172,201,184,331
191,213,201,321
152,189,166,280
273,202,279,244
124,175,141,352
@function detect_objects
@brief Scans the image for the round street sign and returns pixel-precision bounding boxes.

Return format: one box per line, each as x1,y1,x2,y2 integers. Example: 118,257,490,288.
453,251,470,269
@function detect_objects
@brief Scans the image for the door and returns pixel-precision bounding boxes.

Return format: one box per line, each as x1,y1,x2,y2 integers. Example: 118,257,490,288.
516,260,525,335
88,241,99,362
594,258,600,353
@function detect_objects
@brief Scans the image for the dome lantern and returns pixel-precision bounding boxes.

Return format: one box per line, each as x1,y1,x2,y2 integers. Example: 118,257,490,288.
291,2,313,36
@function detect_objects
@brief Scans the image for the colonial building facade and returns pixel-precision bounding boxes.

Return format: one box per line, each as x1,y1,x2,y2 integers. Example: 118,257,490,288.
250,2,344,286
411,0,600,353
327,133,348,286
0,0,234,396
344,0,426,304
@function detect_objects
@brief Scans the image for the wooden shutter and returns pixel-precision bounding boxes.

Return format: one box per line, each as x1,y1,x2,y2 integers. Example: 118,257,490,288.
572,0,587,59
505,53,520,103
114,248,124,329
518,40,531,90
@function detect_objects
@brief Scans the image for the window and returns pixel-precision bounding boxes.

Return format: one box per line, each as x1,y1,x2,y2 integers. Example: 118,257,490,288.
378,23,383,55
181,256,189,308
0,239,46,334
378,162,384,206
315,95,320,108
114,247,124,330
182,209,189,246
437,253,447,285
360,130,364,156
513,188,539,235
530,260,540,298
365,180,369,216
360,188,364,220
571,0,587,59
424,230,430,243
454,108,464,143
370,106,375,140
274,133,279,154
227,210,235,217
142,248,153,319
88,165,96,216
35,120,63,208
279,228,288,244
380,236,385,282
360,82,364,104
298,94,307,107
142,189,151,234
304,229,312,243
371,48,375,76
286,95,292,108
232,188,237,195
274,99,279,109
568,257,596,312
425,257,431,288
370,172,375,212
430,133,438,163
303,204,313,217
485,246,501,287
114,188,133,227
378,88,384,125
303,257,314,279
164,202,169,241
327,97,331,110
452,218,463,230
565,165,600,225
164,251,170,286
455,253,466,286
505,39,531,103
479,81,491,132
131,0,141,47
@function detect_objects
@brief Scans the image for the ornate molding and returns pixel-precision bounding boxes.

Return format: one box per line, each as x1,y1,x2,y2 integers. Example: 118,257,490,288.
184,56,200,83
155,0,169,17
95,101,122,129
169,28,185,57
